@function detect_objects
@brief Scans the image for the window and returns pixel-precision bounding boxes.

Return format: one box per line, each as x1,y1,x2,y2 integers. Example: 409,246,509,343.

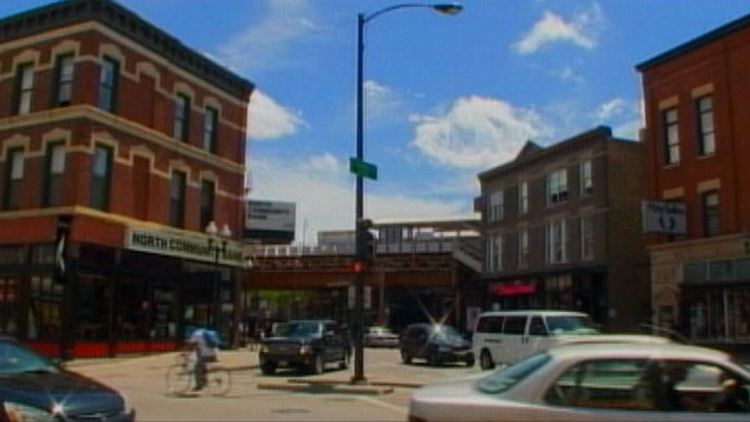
477,353,551,394
651,360,750,412
546,219,566,264
90,145,112,211
502,316,527,335
580,216,594,260
528,317,547,336
663,107,680,165
476,316,504,333
174,94,191,142
580,160,592,196
696,95,715,156
486,235,502,272
519,181,528,214
3,148,24,210
43,142,66,206
547,169,568,205
200,179,215,230
702,191,720,237
13,63,34,115
98,57,118,112
203,107,218,153
488,190,503,221
53,54,74,106
518,229,529,268
170,171,186,228
545,359,657,410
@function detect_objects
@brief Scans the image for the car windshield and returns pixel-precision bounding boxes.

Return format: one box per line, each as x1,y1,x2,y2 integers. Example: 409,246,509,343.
0,341,58,375
546,316,599,335
476,352,551,394
276,321,321,338
431,325,463,342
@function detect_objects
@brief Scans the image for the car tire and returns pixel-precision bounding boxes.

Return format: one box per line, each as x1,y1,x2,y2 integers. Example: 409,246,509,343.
260,362,276,375
480,350,495,370
401,349,412,364
310,354,324,375
428,351,441,367
465,356,475,367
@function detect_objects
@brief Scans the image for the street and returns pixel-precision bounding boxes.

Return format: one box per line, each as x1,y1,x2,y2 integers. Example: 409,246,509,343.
71,347,481,421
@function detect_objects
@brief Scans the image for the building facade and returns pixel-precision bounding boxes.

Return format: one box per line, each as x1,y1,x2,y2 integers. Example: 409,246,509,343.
477,127,649,330
638,13,750,347
0,0,253,358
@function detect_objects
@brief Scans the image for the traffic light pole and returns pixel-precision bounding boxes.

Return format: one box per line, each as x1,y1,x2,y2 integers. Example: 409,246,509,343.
351,12,366,385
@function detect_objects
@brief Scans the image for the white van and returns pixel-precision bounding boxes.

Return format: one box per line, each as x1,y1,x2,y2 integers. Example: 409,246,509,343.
472,310,669,370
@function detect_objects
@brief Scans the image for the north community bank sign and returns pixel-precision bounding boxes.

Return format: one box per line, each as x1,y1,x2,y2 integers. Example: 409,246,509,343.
124,228,245,266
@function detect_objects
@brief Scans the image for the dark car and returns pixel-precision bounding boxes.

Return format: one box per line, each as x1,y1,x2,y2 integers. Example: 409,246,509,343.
0,337,134,421
259,320,350,375
400,323,474,367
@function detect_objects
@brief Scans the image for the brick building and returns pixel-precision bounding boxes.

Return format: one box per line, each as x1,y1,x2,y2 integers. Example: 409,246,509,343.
476,127,650,330
0,0,253,358
638,13,750,347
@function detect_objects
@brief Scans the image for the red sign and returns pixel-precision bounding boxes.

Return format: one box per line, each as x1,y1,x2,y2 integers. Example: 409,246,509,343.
350,261,366,273
492,280,537,297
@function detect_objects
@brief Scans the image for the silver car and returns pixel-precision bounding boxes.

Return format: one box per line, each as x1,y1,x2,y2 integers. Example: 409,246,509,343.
364,326,400,348
409,343,750,421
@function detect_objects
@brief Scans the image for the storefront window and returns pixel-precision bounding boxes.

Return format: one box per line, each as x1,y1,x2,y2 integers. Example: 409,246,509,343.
27,276,63,340
75,279,109,341
117,282,148,340
152,285,177,339
685,287,750,342
0,278,19,335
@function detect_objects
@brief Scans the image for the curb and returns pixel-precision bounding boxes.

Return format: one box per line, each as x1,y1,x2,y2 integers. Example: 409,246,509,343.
286,378,422,389
257,382,394,395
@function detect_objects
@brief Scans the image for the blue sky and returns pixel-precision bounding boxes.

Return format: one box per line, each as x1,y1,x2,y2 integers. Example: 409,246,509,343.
3,0,750,243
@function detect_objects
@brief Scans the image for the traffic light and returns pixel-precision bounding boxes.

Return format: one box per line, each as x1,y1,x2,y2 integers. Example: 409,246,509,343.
356,218,375,263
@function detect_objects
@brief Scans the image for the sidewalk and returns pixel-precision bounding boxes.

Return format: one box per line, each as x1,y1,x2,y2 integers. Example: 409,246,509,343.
65,346,261,371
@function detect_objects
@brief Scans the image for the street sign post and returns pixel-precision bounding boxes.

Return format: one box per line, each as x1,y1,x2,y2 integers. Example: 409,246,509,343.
349,157,378,180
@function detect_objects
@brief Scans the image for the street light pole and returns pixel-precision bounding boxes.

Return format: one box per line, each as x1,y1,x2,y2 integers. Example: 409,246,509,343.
351,2,462,385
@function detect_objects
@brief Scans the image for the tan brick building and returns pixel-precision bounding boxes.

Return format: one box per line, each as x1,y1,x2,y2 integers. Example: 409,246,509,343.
638,12,750,347
477,127,649,330
0,0,253,357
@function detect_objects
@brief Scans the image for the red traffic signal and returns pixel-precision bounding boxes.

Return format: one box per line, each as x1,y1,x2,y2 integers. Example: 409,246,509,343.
350,260,367,273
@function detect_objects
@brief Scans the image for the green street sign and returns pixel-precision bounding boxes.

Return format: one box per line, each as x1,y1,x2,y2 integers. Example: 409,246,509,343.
349,157,378,180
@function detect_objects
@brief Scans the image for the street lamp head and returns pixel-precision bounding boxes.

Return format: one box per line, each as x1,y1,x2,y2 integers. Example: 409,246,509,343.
220,224,233,238
205,221,218,235
432,3,463,16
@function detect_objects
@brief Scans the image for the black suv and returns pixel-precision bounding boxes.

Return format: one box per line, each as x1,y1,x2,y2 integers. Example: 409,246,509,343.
399,323,474,366
259,320,350,375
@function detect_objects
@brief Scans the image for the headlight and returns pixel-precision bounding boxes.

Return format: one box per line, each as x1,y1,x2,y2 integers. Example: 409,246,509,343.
3,402,57,422
299,345,312,355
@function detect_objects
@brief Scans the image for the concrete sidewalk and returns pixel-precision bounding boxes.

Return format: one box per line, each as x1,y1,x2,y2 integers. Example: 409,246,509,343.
65,346,261,371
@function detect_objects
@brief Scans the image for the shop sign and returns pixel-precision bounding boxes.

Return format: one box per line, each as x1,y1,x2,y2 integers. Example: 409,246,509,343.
491,280,537,297
124,228,245,266
642,200,686,235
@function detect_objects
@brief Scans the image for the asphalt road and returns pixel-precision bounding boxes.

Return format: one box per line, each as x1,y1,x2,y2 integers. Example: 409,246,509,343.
73,347,482,421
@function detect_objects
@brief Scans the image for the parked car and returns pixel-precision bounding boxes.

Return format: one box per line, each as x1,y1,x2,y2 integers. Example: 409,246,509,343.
409,342,750,422
400,323,473,367
472,310,670,370
364,326,399,347
259,320,350,375
0,337,135,421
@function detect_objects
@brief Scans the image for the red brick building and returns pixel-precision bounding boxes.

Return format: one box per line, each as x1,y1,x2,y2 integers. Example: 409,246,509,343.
0,0,253,358
638,13,750,346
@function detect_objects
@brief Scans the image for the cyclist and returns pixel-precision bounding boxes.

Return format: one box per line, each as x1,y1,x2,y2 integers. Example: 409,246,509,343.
185,327,219,391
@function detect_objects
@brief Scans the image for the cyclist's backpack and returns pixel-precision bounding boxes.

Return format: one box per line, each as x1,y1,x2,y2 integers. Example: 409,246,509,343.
203,329,220,348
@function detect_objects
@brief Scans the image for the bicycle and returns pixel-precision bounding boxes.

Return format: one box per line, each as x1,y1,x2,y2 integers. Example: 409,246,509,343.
166,352,232,396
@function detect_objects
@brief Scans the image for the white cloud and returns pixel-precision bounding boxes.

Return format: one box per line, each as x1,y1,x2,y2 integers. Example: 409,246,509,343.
594,97,641,139
513,3,603,54
595,97,629,120
217,0,323,72
248,90,306,140
364,80,402,121
409,96,550,169
552,65,584,84
249,153,466,244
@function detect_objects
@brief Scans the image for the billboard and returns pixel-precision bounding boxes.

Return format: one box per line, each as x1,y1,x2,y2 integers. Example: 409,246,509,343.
641,200,686,235
244,200,296,243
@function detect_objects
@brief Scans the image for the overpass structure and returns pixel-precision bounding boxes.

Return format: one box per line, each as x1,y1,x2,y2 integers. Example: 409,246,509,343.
244,216,483,332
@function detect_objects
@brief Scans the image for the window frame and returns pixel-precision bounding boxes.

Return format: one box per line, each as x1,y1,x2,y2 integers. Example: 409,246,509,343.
3,147,25,210
580,160,592,196
200,179,215,230
702,190,720,237
13,63,34,115
518,229,529,269
546,219,567,264
89,144,113,211
169,170,187,228
488,190,504,222
52,53,75,107
203,106,218,153
547,169,568,205
696,95,715,156
519,181,528,214
98,57,119,112
580,216,594,261
663,107,680,165
42,141,66,207
174,94,191,142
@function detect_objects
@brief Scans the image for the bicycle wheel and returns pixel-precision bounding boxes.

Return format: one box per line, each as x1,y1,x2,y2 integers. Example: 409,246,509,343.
166,365,192,395
206,367,231,396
